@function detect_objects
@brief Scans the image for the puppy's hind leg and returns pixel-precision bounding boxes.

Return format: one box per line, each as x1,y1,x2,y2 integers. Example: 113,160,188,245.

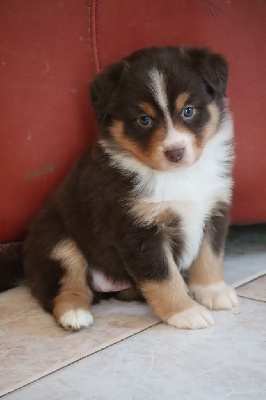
51,239,94,330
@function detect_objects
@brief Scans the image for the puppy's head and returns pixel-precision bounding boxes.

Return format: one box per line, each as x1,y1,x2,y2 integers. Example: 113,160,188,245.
90,46,228,171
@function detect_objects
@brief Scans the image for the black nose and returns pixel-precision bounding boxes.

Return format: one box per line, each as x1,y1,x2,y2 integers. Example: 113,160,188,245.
165,148,184,163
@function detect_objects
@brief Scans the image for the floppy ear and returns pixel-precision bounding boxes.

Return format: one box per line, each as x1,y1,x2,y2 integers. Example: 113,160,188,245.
189,48,228,96
89,62,124,121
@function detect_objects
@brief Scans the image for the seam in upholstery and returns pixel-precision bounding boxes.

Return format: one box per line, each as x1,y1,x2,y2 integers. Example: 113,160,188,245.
88,0,100,76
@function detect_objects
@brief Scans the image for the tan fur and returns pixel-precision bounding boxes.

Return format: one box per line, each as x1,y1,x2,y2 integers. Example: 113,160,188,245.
188,238,224,286
175,92,190,111
129,200,176,227
51,239,93,322
202,102,220,143
156,208,178,226
110,120,165,170
139,101,157,118
188,239,238,311
140,248,196,321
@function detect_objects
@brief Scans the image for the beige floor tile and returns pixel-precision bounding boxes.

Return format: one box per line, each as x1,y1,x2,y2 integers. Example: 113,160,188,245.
4,297,266,400
0,287,158,397
236,275,266,302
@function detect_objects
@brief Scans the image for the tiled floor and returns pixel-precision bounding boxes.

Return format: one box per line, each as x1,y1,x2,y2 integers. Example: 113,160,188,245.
2,225,266,400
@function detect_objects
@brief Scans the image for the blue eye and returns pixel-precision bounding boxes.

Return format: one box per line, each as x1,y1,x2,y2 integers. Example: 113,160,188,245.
181,106,195,119
138,114,152,127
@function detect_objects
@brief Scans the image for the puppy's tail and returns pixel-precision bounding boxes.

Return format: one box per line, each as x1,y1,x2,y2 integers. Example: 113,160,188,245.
0,253,24,292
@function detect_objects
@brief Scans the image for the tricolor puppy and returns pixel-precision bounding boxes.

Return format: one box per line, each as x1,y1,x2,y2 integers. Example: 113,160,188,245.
24,46,238,330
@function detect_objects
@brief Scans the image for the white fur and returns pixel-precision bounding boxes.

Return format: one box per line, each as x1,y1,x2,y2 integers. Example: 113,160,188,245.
59,309,94,330
101,113,233,269
189,282,239,310
149,68,169,115
92,271,131,292
167,305,214,329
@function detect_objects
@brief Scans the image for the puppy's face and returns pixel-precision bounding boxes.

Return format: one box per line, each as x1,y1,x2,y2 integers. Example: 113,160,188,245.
90,47,228,171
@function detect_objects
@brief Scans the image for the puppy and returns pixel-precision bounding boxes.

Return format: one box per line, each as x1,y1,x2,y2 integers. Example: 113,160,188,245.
23,46,238,330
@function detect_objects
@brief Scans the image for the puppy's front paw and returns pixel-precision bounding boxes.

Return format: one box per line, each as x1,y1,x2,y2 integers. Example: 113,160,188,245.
167,305,214,329
58,309,94,330
189,282,239,310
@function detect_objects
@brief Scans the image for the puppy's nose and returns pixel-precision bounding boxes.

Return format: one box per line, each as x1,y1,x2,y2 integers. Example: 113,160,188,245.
165,148,184,163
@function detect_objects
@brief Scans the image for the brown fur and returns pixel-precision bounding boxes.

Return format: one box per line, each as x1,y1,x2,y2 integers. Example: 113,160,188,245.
140,251,195,321
171,101,220,155
129,201,176,227
51,239,93,322
116,286,144,302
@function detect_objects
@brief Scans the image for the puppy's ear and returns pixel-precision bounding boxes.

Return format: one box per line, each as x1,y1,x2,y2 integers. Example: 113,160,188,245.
89,62,124,121
189,48,228,96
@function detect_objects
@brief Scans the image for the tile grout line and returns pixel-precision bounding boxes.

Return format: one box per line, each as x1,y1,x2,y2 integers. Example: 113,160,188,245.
0,321,162,399
236,294,266,303
232,271,266,289
2,272,265,397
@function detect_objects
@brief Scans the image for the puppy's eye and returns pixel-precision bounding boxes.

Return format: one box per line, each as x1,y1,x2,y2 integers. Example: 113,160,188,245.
138,114,152,127
181,106,195,119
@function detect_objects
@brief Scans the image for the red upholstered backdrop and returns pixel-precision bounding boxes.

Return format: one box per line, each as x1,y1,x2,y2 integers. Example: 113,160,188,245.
1,0,266,243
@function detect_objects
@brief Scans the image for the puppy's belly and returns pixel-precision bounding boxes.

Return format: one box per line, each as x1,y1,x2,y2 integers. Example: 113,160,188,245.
92,271,131,292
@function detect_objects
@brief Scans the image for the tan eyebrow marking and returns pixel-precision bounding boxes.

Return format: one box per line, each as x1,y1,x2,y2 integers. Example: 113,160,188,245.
139,102,157,118
175,92,190,111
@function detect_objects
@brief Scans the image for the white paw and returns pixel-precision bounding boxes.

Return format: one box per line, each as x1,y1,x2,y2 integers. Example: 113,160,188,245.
167,305,214,329
59,309,94,330
189,282,239,310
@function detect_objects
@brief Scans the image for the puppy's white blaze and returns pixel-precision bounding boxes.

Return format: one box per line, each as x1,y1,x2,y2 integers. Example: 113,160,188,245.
149,68,169,114
189,282,239,310
167,305,214,329
149,68,184,141
175,201,212,269
162,130,191,148
59,309,94,330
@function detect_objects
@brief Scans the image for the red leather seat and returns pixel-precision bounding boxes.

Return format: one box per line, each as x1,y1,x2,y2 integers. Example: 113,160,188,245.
1,0,266,243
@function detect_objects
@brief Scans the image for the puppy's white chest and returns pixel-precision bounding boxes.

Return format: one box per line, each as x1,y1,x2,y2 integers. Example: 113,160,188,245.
140,170,225,269
170,199,211,269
